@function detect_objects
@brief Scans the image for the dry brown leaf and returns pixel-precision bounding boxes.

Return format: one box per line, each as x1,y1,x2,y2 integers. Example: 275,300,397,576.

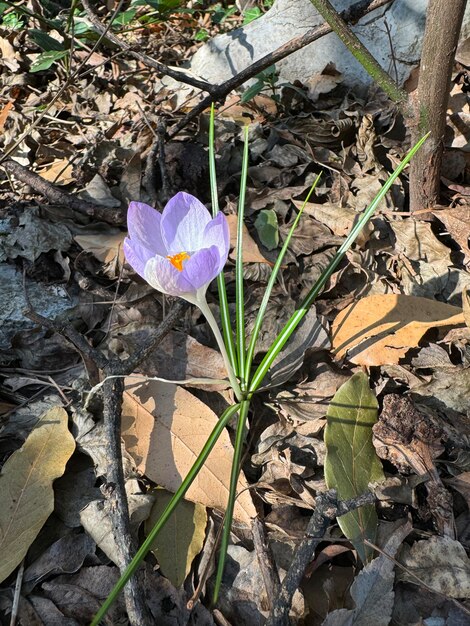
0,407,75,583
293,201,356,237
226,214,270,264
332,294,464,366
121,379,256,525
74,232,126,267
0,101,14,131
0,36,19,71
390,219,451,263
36,158,75,186
434,206,470,263
399,536,470,598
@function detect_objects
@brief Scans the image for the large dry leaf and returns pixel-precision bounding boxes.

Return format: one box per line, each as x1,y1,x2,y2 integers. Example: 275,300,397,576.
0,407,75,583
390,220,451,263
36,158,75,185
293,200,365,238
434,206,470,263
398,536,470,598
121,380,256,525
332,294,464,366
74,232,126,267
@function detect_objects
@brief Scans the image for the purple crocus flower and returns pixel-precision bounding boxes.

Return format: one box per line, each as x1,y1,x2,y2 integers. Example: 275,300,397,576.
124,192,229,303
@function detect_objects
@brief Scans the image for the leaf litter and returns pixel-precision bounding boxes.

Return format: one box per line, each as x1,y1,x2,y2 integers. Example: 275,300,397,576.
1,4,470,625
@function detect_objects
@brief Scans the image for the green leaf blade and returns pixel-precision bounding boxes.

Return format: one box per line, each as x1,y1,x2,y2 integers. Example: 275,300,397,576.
324,372,384,563
30,50,67,72
254,209,279,250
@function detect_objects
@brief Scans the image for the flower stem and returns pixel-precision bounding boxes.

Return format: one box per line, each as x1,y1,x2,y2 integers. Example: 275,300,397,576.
197,297,243,401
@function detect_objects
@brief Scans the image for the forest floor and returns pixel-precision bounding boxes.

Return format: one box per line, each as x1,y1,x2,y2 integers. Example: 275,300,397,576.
1,2,470,625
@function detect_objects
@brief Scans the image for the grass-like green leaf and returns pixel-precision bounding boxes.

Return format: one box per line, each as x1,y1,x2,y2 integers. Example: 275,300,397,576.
324,372,384,563
244,174,321,386
236,126,250,390
209,104,238,375
212,400,249,603
248,133,429,393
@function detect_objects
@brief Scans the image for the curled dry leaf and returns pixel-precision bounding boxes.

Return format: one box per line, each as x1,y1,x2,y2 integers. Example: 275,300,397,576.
121,379,256,525
322,521,412,626
332,294,464,366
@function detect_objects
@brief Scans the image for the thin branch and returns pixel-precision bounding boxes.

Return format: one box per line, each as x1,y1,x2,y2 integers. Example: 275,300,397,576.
167,0,394,138
23,309,107,372
308,0,406,103
101,375,152,625
26,297,185,625
267,490,376,626
81,0,215,93
1,156,123,225
117,299,188,374
252,517,281,611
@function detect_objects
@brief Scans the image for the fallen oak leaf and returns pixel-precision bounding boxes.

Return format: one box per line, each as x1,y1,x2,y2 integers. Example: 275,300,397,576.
332,294,464,366
121,379,256,525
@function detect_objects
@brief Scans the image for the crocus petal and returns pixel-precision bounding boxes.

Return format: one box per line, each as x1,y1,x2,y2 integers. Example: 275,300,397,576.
127,201,167,256
144,255,195,296
201,212,230,273
123,237,154,279
180,246,221,291
161,192,212,252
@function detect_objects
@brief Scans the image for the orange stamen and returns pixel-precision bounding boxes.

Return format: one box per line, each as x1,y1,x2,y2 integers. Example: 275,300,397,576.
167,251,190,271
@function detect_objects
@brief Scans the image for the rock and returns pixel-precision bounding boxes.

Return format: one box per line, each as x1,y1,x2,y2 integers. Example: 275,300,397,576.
184,0,470,97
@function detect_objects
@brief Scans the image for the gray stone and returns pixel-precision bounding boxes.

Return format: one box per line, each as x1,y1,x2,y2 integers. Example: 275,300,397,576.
185,0,470,96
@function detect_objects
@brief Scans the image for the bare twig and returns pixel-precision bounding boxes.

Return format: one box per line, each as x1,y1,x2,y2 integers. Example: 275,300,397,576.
308,0,406,103
1,156,123,225
116,299,188,374
81,0,215,93
167,0,394,138
101,375,152,625
267,490,376,626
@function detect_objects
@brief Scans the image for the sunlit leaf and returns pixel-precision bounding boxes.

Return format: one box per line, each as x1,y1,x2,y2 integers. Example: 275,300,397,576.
324,372,384,563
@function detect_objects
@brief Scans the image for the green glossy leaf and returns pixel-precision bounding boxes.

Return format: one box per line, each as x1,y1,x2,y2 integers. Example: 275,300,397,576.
145,490,207,588
243,7,262,24
28,29,65,51
112,9,137,26
255,208,279,250
241,81,264,103
324,372,384,563
30,50,67,72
